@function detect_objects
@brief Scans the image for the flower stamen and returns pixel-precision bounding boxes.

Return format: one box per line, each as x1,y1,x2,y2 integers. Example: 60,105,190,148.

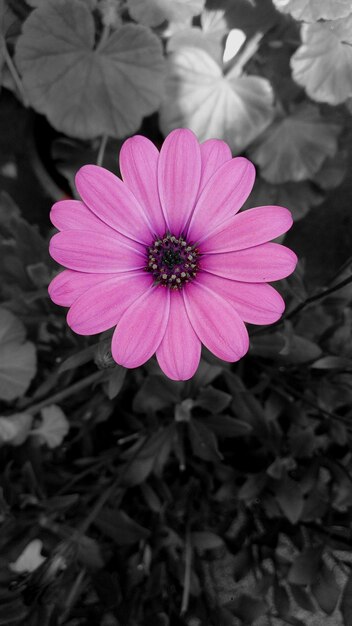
145,233,200,289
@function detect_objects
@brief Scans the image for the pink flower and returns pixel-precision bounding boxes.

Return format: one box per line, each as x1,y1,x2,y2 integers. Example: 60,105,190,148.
49,129,297,380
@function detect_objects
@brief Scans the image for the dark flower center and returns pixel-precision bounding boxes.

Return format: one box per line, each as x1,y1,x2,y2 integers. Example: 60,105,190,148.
145,233,200,289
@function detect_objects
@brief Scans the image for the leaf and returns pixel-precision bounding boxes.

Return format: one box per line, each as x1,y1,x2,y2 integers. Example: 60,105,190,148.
121,426,175,486
273,0,352,21
0,413,33,446
195,386,231,413
0,308,36,402
311,356,352,370
238,473,267,501
9,539,46,573
341,572,352,626
291,17,352,105
244,177,324,221
127,0,205,27
188,418,223,463
32,405,69,449
103,366,126,400
248,104,340,183
191,531,224,552
290,584,316,612
274,583,290,618
288,547,322,585
15,0,165,139
95,508,150,545
133,375,181,413
160,46,274,153
76,535,105,570
228,593,267,623
201,414,252,438
275,476,304,524
311,563,340,614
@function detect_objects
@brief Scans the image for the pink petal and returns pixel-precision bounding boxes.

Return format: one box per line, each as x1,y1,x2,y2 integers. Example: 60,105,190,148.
75,165,154,244
197,273,285,325
49,230,145,273
199,139,232,194
119,135,166,236
112,286,170,368
201,206,293,253
184,281,249,362
51,200,118,236
48,270,110,307
201,243,298,283
156,290,201,380
187,157,256,244
157,129,201,236
67,272,151,335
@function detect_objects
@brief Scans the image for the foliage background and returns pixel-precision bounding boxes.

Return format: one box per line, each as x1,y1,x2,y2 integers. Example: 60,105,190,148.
1,0,352,625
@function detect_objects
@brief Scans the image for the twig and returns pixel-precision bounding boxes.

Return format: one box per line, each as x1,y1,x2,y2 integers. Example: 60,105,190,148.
180,521,192,616
3,42,29,106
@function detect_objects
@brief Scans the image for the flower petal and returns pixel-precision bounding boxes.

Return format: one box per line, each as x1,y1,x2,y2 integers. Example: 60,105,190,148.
112,286,170,368
75,165,154,244
187,157,256,243
67,272,151,335
49,230,145,273
197,273,285,325
50,200,120,237
119,135,166,236
156,290,201,380
157,129,201,236
199,139,232,194
201,206,293,253
184,281,249,362
48,270,111,307
201,243,298,283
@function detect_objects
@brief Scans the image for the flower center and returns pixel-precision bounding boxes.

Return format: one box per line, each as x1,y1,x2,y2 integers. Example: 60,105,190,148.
145,233,200,289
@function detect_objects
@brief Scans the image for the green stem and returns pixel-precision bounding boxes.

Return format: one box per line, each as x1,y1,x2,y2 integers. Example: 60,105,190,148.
180,522,192,616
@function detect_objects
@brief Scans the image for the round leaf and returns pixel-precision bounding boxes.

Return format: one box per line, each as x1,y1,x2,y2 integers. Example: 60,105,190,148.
244,177,324,221
0,413,33,446
273,0,352,21
32,405,69,449
0,307,26,346
291,18,352,105
127,0,205,27
159,46,274,153
15,0,165,139
248,105,340,183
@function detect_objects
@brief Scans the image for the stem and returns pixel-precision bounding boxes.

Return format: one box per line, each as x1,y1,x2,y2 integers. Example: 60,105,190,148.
96,134,108,167
285,273,352,320
225,32,263,77
3,42,29,106
22,370,105,415
180,522,192,616
96,24,110,51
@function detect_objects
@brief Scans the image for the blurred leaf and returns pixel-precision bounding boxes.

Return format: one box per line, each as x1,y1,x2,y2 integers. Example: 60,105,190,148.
275,476,304,524
274,583,290,618
313,152,348,191
291,17,352,105
201,414,252,438
76,534,105,570
191,359,222,388
290,584,316,612
195,386,231,413
167,27,224,64
228,593,267,623
311,563,340,614
127,0,205,27
160,46,274,153
311,356,352,370
0,308,36,401
248,104,340,183
280,334,322,364
103,366,126,400
32,405,69,449
133,375,181,413
238,473,267,501
273,0,352,20
0,412,33,446
95,508,150,545
191,531,224,552
58,344,97,373
341,572,352,626
288,547,322,585
16,0,165,139
121,426,175,486
188,418,223,462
